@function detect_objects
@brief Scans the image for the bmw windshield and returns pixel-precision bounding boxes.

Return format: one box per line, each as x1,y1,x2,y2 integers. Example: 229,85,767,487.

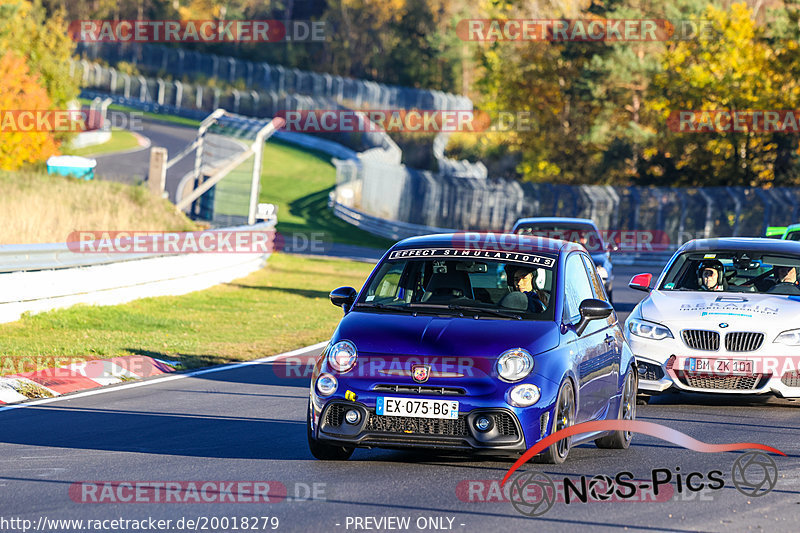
659,251,800,295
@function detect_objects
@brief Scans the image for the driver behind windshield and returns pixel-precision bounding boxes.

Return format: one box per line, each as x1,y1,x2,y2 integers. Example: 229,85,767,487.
507,266,546,312
697,260,725,291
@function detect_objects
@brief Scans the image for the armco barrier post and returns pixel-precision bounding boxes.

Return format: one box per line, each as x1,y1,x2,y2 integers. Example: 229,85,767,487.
148,147,167,197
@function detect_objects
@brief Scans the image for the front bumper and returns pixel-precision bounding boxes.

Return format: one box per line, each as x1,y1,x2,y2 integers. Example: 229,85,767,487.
628,335,800,397
315,401,528,452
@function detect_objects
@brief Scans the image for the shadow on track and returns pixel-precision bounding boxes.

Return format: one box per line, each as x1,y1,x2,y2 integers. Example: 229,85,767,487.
0,404,311,460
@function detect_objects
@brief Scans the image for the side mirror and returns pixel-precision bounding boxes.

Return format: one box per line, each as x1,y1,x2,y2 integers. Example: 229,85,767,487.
330,286,357,311
629,273,653,292
607,241,619,252
575,298,614,335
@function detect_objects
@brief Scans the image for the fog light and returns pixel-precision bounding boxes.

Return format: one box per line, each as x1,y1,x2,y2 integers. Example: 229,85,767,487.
507,384,541,407
345,409,360,424
475,416,492,432
316,373,337,396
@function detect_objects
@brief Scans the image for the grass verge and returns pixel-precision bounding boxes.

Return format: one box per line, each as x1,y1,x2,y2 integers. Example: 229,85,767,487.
259,139,394,249
0,170,197,244
111,103,202,128
0,254,372,369
64,129,142,157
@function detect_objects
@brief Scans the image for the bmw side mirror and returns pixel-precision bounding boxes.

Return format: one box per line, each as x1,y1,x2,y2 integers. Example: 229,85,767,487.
629,273,653,292
575,298,614,335
330,286,357,312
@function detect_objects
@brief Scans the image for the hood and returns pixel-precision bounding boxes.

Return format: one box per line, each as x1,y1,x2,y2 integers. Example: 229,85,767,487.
333,311,561,357
639,290,800,333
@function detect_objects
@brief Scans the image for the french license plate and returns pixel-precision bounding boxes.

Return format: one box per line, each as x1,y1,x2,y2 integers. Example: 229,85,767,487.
687,358,755,376
376,397,459,419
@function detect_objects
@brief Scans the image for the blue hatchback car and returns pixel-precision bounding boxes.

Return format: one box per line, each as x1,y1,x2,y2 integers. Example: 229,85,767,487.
307,233,637,463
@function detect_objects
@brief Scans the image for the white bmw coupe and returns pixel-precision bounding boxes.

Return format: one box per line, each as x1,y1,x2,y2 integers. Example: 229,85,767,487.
625,238,800,398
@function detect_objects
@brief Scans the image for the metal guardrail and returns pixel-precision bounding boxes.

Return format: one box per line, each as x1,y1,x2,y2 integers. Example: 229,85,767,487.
331,198,681,269
0,242,162,274
330,197,456,241
611,251,677,268
0,220,276,274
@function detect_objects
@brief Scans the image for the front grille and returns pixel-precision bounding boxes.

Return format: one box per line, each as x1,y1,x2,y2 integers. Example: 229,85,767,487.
361,436,470,449
493,412,518,437
373,384,466,396
782,371,800,387
365,414,468,436
680,374,762,390
325,404,348,427
638,361,665,381
682,330,720,351
724,332,764,352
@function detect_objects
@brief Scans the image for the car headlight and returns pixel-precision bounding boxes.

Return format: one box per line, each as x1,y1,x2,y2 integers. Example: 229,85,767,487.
774,329,800,346
327,340,357,372
628,318,673,340
316,373,338,396
507,384,540,407
496,348,534,382
596,266,609,280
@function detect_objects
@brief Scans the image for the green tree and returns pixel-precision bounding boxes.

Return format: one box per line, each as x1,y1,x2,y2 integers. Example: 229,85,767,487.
0,0,79,109
647,2,800,187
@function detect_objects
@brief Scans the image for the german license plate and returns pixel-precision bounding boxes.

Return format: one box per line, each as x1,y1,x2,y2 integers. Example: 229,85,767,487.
687,358,755,376
376,397,459,419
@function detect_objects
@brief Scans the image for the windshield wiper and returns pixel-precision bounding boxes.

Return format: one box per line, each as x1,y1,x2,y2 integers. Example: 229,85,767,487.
354,302,418,312
445,303,522,320
358,302,522,319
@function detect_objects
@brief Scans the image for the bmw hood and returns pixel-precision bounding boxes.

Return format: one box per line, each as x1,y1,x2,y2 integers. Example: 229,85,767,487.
333,311,561,357
638,290,800,335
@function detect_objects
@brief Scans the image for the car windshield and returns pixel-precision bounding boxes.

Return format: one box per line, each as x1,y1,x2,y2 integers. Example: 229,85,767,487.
660,251,800,295
355,249,558,320
515,223,605,253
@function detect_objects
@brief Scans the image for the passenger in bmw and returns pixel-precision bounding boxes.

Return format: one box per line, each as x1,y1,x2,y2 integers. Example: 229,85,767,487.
769,266,800,294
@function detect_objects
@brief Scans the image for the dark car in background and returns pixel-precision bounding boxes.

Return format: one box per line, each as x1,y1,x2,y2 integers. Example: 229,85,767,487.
512,217,616,302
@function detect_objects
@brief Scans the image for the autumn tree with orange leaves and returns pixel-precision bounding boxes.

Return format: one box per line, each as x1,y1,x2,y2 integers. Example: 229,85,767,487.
0,0,79,170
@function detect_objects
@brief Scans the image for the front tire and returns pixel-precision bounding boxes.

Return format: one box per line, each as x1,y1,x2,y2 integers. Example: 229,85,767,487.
595,368,637,449
307,403,354,461
540,380,576,464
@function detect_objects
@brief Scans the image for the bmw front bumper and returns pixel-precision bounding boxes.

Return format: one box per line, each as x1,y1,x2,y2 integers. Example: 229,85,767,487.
627,335,800,398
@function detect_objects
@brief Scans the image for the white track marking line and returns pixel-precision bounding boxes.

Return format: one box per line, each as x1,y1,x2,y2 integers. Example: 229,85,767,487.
0,341,327,413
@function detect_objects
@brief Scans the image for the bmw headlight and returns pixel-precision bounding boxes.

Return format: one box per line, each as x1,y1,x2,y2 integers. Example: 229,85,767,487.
774,329,800,346
327,340,357,372
596,265,609,280
496,348,534,382
507,384,541,407
628,318,673,340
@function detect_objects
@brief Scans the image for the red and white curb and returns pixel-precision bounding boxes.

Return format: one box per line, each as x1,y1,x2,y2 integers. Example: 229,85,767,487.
0,356,179,405
0,342,328,410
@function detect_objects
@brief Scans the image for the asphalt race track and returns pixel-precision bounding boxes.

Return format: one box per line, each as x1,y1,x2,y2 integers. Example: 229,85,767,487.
93,119,242,203
1,268,798,532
